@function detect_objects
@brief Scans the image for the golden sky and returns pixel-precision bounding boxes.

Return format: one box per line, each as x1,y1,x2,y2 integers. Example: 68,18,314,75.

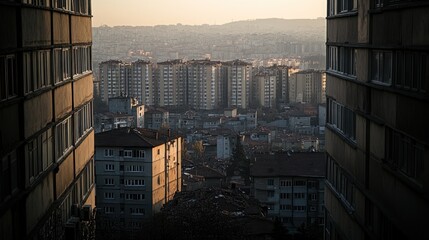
92,0,326,26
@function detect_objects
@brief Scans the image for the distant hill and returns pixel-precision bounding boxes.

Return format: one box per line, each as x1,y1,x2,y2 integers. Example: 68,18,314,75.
216,18,326,34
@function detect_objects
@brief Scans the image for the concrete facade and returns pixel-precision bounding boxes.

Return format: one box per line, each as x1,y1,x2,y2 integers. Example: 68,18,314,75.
325,1,429,239
95,128,182,234
251,152,325,232
0,1,95,239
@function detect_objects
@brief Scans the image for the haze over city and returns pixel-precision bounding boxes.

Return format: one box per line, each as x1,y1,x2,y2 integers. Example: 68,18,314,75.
92,0,326,26
1,1,428,240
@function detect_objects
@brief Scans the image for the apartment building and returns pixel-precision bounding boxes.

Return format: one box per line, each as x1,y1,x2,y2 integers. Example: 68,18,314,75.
99,60,124,103
0,1,95,239
95,128,182,235
99,60,154,105
186,60,222,110
325,0,429,239
254,74,277,108
251,152,325,232
129,60,154,106
144,108,169,130
289,69,326,104
157,59,187,107
223,60,252,109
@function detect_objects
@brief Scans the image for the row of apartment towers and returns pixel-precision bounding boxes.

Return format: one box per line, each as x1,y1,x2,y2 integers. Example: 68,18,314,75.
1,0,429,240
98,59,326,110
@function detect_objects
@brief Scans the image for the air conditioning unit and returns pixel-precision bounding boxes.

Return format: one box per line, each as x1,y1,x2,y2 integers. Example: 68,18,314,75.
70,204,81,218
80,205,92,221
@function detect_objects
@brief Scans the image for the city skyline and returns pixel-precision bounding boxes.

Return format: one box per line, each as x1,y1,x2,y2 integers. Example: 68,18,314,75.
92,0,326,27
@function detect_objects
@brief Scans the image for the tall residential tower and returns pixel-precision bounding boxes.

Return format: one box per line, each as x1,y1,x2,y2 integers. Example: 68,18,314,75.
0,1,95,239
325,0,429,239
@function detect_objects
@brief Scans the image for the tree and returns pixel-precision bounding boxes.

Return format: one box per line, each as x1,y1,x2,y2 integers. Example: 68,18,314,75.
226,135,250,185
191,140,205,165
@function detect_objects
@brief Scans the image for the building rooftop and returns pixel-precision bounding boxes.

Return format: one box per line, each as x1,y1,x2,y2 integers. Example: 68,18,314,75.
251,152,326,178
95,127,175,148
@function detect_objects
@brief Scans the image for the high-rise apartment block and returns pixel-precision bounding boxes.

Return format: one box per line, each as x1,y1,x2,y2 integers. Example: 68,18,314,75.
224,60,253,109
99,60,154,105
156,59,186,107
254,74,277,108
289,70,326,104
186,60,221,110
325,0,429,239
0,1,95,239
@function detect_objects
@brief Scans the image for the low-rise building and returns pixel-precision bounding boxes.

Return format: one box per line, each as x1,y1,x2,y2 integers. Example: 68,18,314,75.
251,152,325,232
95,128,182,237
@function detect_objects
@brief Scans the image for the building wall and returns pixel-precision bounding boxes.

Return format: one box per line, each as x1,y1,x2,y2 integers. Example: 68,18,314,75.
325,1,429,239
95,134,182,232
253,177,325,231
0,1,95,239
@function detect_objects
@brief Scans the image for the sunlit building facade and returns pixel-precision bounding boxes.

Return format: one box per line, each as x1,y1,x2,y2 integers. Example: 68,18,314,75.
0,1,95,239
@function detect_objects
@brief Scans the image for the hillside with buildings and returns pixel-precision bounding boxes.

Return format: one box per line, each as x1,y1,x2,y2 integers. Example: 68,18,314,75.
92,18,326,66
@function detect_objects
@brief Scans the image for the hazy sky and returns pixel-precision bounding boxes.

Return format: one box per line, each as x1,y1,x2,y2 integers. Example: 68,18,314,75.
92,0,326,27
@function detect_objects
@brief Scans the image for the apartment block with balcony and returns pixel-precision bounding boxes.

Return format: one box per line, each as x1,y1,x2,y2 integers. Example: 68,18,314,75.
0,1,95,239
325,0,429,239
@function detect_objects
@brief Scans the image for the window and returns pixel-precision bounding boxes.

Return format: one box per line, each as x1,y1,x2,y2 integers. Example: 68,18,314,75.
0,151,18,202
104,206,114,214
122,150,132,158
385,128,425,182
105,164,114,171
308,181,318,188
327,155,355,207
125,165,144,172
293,205,306,211
327,98,356,141
55,117,73,161
130,208,145,215
294,180,306,186
267,179,274,186
371,51,392,85
74,101,93,143
310,193,318,201
104,192,114,199
0,55,17,101
328,0,356,16
125,193,145,200
280,180,292,187
125,179,145,186
133,150,145,158
104,178,114,185
104,149,114,157
72,46,92,76
294,193,306,199
22,0,50,7
328,46,356,77
267,190,274,198
25,129,53,184
23,50,52,94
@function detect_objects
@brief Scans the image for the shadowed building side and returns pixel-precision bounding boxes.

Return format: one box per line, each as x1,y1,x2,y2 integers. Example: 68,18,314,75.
0,1,95,239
